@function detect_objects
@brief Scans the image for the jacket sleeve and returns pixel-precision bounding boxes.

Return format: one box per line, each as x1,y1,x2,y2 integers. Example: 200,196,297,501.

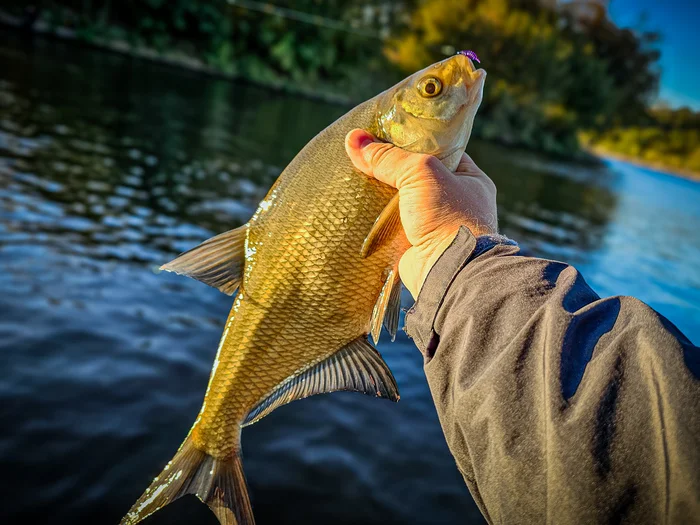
404,226,700,525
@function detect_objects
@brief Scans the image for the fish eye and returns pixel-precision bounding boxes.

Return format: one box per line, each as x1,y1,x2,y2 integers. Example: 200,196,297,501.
418,77,442,98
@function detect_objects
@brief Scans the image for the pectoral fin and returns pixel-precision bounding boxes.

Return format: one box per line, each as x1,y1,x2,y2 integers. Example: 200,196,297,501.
370,268,402,344
384,273,402,341
361,193,400,258
160,225,247,295
242,336,399,427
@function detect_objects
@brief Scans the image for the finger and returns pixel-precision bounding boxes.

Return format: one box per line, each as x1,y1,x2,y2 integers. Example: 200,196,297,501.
454,153,484,177
345,129,431,189
455,153,496,195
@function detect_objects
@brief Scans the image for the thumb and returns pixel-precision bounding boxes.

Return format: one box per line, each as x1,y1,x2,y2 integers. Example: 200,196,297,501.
345,129,428,189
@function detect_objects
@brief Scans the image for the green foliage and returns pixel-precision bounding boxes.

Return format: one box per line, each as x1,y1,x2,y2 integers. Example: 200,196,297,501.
581,107,700,176
7,0,675,165
227,0,394,89
19,0,398,99
387,0,660,156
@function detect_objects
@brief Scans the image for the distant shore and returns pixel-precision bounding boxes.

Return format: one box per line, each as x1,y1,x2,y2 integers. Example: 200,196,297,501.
588,147,700,182
3,8,697,183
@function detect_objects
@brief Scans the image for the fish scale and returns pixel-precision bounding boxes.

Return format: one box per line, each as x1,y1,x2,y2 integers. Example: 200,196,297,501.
122,52,485,525
188,114,402,458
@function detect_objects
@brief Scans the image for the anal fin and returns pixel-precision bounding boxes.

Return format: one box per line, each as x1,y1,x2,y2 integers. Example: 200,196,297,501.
361,193,400,258
370,268,402,344
160,225,247,295
242,336,399,427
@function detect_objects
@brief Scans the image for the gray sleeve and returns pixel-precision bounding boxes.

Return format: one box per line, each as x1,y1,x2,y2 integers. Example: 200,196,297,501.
405,226,700,524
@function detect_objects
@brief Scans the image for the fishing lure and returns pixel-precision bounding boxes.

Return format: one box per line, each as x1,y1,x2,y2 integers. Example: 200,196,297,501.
457,50,481,63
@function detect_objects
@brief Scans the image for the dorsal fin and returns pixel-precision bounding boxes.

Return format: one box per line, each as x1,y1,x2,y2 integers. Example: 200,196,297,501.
242,336,399,427
370,268,402,344
160,225,247,295
360,193,400,258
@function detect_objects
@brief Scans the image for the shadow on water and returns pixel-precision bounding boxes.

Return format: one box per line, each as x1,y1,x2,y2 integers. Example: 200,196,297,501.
1,30,699,525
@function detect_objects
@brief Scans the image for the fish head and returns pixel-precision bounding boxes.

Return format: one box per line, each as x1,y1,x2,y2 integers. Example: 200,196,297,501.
375,54,486,171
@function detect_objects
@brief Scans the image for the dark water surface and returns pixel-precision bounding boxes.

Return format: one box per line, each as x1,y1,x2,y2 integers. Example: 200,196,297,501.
1,33,699,525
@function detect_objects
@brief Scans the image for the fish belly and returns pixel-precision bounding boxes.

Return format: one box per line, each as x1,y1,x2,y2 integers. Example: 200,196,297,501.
192,98,408,459
191,181,405,458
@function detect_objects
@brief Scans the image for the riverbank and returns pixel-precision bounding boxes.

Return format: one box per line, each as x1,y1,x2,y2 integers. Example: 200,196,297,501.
589,147,700,182
3,7,695,181
0,9,356,106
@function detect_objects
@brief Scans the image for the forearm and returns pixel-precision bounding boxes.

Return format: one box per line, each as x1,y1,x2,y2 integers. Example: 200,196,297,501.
405,227,700,524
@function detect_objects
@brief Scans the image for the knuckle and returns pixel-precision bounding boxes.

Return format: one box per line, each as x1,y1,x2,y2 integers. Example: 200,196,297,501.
367,143,394,169
416,154,441,172
398,154,444,187
475,172,496,193
486,178,497,194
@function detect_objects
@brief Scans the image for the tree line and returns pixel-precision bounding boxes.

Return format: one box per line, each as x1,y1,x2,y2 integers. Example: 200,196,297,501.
4,0,698,176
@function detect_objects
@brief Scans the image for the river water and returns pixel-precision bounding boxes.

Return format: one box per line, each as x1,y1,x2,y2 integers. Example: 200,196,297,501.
1,32,698,525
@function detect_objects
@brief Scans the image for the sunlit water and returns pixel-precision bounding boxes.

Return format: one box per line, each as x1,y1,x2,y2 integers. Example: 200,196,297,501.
1,32,698,525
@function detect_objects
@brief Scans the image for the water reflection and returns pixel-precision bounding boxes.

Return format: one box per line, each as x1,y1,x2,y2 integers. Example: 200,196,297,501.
472,141,619,263
1,34,347,269
1,30,698,525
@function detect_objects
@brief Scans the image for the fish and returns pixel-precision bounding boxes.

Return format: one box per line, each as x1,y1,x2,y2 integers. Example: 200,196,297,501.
121,52,486,525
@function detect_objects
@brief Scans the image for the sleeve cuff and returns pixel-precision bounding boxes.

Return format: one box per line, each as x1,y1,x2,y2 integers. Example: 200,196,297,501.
404,226,516,356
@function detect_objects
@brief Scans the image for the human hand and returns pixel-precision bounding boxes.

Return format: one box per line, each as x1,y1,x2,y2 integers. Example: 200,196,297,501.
345,129,498,299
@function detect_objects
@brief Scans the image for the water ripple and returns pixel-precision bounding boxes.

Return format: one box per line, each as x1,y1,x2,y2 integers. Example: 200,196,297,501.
1,31,698,525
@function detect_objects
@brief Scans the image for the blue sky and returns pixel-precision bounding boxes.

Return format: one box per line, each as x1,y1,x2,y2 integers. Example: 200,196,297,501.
608,0,700,110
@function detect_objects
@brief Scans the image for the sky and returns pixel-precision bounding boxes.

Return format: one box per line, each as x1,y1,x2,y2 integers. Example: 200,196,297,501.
607,0,700,110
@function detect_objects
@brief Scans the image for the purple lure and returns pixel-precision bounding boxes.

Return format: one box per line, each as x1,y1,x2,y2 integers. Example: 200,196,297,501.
457,50,481,63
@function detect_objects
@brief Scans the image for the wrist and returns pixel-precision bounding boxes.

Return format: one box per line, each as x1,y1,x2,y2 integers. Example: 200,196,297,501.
413,229,461,296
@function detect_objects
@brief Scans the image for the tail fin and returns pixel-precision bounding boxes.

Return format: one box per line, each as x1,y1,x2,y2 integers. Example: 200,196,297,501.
121,435,254,525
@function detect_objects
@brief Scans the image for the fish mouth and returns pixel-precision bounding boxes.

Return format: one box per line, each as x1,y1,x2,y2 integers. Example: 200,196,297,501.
464,57,476,74
455,50,486,80
466,63,486,86
449,53,486,89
